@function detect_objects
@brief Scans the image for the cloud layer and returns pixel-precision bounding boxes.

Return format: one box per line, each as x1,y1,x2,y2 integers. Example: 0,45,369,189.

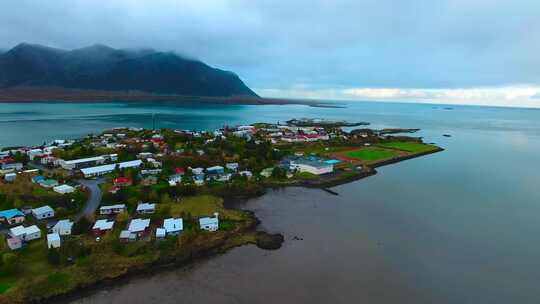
1,0,539,107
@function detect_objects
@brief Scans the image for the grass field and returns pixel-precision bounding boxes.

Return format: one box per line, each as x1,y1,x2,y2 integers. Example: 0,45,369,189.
341,147,401,161
163,195,245,221
377,142,439,153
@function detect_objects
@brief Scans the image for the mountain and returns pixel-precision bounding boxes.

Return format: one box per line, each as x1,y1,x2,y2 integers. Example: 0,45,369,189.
0,43,257,97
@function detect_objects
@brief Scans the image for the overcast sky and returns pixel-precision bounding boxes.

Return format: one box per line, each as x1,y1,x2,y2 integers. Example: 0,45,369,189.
1,0,539,107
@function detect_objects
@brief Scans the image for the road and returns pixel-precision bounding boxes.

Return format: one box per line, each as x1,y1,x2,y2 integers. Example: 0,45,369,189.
75,178,104,222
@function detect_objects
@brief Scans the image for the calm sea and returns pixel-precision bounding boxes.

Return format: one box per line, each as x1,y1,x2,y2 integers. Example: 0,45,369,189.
1,101,540,303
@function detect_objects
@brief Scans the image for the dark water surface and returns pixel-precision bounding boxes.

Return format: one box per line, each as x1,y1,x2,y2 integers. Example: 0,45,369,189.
2,101,540,303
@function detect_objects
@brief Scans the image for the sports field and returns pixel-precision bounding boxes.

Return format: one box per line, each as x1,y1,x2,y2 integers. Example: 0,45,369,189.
377,142,439,153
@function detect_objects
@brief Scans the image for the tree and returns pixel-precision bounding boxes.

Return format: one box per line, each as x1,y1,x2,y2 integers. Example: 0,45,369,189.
47,248,61,265
1,253,18,275
72,217,93,235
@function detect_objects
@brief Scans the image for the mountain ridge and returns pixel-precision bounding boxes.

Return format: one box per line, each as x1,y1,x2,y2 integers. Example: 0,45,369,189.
0,43,257,97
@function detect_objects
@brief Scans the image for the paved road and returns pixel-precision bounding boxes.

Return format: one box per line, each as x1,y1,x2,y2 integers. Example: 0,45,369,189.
75,178,104,222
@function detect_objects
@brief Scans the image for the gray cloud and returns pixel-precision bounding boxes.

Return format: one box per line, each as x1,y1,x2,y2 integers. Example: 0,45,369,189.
0,0,539,95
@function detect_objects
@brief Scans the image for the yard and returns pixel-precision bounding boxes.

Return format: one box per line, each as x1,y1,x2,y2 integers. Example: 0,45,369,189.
159,195,246,221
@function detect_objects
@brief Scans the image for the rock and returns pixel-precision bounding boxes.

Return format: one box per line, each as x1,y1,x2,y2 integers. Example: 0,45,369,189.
256,232,284,250
443,134,452,137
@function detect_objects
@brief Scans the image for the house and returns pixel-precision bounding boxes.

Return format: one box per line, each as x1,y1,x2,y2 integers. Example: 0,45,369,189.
128,218,151,239
225,163,239,171
0,209,25,225
52,219,74,235
47,233,61,248
155,228,166,239
199,213,219,231
174,167,185,175
260,168,274,178
239,170,253,179
4,173,16,182
163,218,183,236
38,179,59,188
53,184,76,194
99,204,127,215
168,174,182,186
10,225,41,241
32,205,55,220
31,175,45,184
6,236,22,250
92,219,115,236
290,158,334,175
147,158,162,168
27,149,43,160
136,203,155,214
193,174,205,186
141,175,158,186
206,166,225,174
113,177,132,187
137,152,153,159
191,167,204,175
119,230,132,242
80,160,143,178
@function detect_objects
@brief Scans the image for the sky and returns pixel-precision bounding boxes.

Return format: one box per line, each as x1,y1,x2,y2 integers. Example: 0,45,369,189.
1,0,539,107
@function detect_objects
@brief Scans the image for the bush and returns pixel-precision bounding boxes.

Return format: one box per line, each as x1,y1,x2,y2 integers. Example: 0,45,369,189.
47,248,61,265
72,217,93,235
1,253,18,275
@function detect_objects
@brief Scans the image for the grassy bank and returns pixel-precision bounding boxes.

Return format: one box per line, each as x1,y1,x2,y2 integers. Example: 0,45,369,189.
0,195,259,304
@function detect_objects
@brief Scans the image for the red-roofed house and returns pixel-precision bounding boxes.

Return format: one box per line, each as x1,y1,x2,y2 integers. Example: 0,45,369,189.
113,177,132,187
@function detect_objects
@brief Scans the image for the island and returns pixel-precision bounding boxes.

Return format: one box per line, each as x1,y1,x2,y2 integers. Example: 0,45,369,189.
0,120,443,303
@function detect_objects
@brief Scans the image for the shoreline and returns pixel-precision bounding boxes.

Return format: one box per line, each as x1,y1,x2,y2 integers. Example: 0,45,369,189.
33,147,444,304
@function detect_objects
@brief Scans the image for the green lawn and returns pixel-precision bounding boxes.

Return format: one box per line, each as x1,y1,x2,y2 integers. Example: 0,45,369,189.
163,195,245,221
377,142,439,153
343,147,400,161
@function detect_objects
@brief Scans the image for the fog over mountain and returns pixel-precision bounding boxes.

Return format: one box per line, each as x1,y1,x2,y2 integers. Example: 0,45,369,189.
0,43,257,97
0,1,539,106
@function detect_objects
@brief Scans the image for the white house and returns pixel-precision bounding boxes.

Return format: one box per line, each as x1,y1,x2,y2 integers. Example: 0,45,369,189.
4,173,16,182
226,162,239,171
92,219,115,236
168,174,182,186
6,237,22,250
52,219,74,235
47,233,61,248
32,205,55,220
53,184,76,194
136,203,155,214
128,218,151,239
239,170,253,179
199,213,219,231
163,218,183,236
155,228,166,239
99,204,127,215
10,225,41,241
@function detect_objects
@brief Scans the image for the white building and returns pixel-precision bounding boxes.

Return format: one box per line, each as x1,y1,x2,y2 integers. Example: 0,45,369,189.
10,225,41,241
52,219,74,235
32,205,55,220
80,160,143,178
290,159,334,175
155,228,166,239
136,203,155,214
226,162,239,171
99,204,127,215
60,156,106,170
128,218,151,238
47,233,61,248
53,184,76,194
163,218,183,236
199,213,219,231
92,219,115,235
4,173,16,182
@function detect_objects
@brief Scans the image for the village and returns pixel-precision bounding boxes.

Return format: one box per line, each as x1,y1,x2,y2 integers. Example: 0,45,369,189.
0,119,441,302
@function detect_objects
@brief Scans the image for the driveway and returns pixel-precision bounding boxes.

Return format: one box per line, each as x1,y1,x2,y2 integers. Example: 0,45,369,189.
75,178,105,222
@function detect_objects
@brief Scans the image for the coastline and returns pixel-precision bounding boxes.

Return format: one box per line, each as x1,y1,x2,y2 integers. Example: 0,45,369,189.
28,147,444,304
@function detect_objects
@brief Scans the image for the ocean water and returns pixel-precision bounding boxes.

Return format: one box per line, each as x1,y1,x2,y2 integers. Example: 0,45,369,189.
1,101,540,303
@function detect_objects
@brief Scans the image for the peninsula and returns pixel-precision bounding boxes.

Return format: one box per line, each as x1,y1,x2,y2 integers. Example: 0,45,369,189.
0,120,443,303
